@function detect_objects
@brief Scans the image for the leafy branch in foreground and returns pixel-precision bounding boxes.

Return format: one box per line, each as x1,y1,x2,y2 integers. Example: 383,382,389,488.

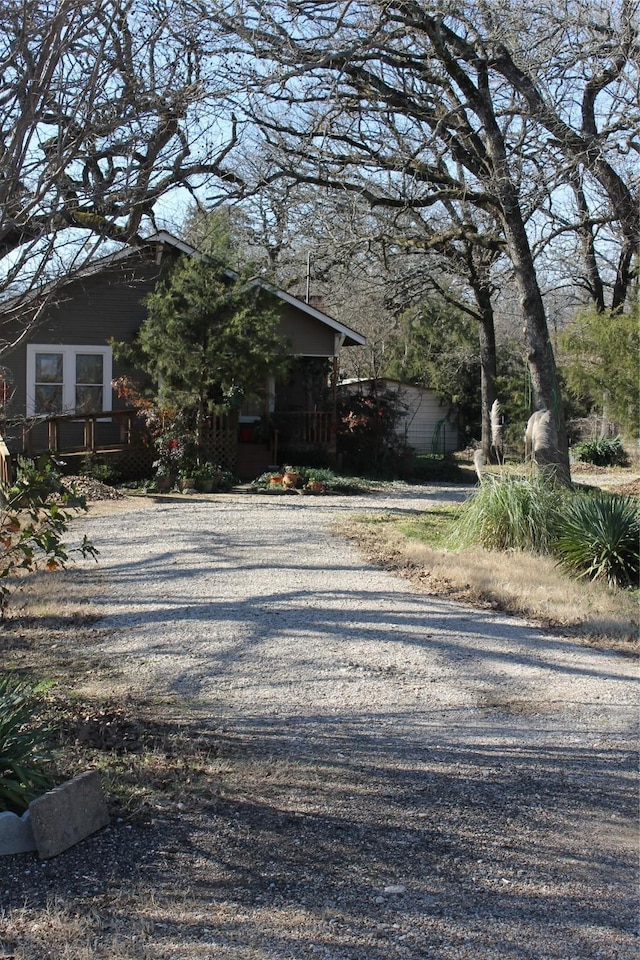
0,455,98,616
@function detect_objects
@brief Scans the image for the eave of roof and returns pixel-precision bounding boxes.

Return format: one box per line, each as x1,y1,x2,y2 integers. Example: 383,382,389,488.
150,233,366,347
2,230,366,347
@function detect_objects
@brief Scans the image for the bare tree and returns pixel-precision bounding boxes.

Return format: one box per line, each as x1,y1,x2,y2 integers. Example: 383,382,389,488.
372,199,504,459
485,0,639,312
208,0,639,475
0,0,242,345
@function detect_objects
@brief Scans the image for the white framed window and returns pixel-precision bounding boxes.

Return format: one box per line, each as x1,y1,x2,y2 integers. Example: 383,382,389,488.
26,345,112,417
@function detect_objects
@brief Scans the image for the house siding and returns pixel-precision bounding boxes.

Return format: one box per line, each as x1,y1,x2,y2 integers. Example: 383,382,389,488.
397,385,460,454
3,253,165,417
2,250,167,453
9,256,164,417
341,379,461,454
277,303,337,356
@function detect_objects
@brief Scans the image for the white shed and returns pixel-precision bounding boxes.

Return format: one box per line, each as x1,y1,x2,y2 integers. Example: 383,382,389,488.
339,378,461,454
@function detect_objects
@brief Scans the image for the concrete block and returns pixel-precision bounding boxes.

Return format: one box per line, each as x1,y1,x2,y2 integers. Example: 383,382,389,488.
0,810,37,855
29,771,109,859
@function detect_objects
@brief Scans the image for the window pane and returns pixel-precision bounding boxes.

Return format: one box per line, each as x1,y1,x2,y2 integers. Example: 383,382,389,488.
35,384,63,414
76,354,103,385
75,385,103,414
35,353,63,384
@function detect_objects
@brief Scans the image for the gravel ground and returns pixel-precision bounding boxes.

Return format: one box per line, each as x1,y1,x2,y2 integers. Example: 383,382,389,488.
2,484,638,960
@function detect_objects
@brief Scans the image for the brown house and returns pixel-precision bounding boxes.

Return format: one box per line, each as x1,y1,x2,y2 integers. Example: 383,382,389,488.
1,232,365,480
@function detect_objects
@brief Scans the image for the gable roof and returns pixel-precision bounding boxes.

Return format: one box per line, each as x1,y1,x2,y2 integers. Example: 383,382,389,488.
146,232,366,347
3,230,366,348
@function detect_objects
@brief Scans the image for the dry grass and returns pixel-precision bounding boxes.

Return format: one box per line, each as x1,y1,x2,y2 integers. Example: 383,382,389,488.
2,900,96,960
340,513,639,650
1,892,160,960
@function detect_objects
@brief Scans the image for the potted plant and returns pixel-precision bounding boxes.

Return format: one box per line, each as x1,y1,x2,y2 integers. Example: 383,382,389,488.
193,462,222,493
305,479,326,493
153,464,175,492
178,466,197,492
282,466,299,489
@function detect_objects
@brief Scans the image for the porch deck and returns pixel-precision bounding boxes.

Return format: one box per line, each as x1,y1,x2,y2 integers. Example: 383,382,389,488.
7,409,337,483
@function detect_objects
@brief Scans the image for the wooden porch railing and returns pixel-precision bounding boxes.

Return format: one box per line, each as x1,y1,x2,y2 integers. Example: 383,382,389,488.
14,408,336,479
271,411,335,446
22,409,140,456
0,434,13,485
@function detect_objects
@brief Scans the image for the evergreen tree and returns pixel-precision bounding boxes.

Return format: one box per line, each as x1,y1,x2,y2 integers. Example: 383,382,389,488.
117,250,288,461
558,305,639,438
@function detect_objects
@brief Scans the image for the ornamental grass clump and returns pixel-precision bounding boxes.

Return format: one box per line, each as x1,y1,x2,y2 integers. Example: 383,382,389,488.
0,673,58,813
553,491,639,589
450,472,565,554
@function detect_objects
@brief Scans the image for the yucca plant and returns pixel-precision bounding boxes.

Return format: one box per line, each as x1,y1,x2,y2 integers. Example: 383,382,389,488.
572,436,629,468
450,472,565,553
0,673,58,813
553,492,640,589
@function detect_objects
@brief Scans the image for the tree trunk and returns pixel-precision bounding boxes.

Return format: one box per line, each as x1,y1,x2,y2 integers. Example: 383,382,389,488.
476,291,498,464
475,73,571,480
501,206,571,480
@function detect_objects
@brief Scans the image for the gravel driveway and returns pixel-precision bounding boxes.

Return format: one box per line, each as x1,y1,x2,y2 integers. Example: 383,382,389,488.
4,485,638,959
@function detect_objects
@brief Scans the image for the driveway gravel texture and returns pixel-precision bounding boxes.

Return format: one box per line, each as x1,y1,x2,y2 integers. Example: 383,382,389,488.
2,484,638,960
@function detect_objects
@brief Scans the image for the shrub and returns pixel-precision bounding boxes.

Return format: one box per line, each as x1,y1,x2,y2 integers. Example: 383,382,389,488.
210,468,236,492
0,455,98,615
450,472,565,553
572,436,629,468
0,673,58,813
283,467,368,493
553,491,640,589
336,389,410,477
78,454,119,485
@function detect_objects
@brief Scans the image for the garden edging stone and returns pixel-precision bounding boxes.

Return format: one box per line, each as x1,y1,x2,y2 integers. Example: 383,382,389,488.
0,771,109,859
0,810,37,855
29,770,110,859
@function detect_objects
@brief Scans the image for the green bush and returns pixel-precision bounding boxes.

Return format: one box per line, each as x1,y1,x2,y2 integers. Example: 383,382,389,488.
553,492,640,589
0,455,98,615
0,673,58,813
450,473,565,553
572,436,629,467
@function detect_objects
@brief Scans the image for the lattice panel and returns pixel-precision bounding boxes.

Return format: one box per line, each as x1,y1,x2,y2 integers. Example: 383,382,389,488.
200,411,238,472
112,446,156,481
